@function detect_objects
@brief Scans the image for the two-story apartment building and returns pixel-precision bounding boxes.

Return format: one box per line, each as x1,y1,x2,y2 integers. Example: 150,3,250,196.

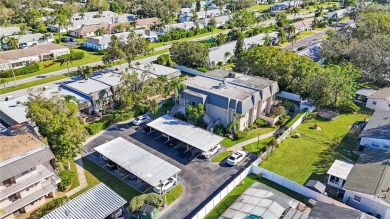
0,132,60,219
180,70,279,131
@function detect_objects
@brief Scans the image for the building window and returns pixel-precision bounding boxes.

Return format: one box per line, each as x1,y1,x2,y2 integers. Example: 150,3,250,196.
353,195,361,202
329,175,340,184
372,101,377,105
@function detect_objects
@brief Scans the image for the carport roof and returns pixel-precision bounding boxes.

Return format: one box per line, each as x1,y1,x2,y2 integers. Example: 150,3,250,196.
94,137,181,187
147,114,224,152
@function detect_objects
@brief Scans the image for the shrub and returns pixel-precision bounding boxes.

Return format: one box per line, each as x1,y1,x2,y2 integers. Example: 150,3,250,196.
273,105,285,116
282,101,295,111
213,124,226,136
58,170,75,191
85,122,105,135
30,197,69,219
196,67,208,72
0,63,40,78
174,111,187,121
59,52,85,61
129,193,163,213
339,100,359,113
160,34,172,42
278,114,291,126
236,131,248,140
285,108,308,128
255,118,269,127
186,31,195,37
156,54,171,66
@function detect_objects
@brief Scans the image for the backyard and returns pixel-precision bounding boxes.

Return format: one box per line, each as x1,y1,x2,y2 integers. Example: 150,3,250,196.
260,110,372,185
221,127,277,147
204,174,306,219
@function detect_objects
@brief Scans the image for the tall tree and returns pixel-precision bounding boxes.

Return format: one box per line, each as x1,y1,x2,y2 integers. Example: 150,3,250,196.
170,41,208,68
165,77,187,103
6,37,19,50
263,35,272,46
60,55,72,73
102,35,125,70
234,33,245,59
231,9,255,32
186,103,205,123
94,27,106,36
275,12,288,27
122,31,149,65
26,96,87,159
54,14,71,41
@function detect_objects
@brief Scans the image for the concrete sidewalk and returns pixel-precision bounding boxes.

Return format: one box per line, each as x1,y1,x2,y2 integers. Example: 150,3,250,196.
227,128,285,152
65,155,88,197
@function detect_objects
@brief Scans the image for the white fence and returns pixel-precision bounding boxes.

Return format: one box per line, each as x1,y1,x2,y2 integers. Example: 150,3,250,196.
276,110,307,144
176,65,204,75
251,166,355,209
191,166,252,219
259,114,280,125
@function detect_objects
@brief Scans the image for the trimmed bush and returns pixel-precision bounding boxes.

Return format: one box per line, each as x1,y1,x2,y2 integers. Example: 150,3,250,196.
30,197,69,219
85,122,105,135
186,31,195,37
236,131,248,140
0,63,40,78
213,124,226,136
59,51,85,61
255,118,269,127
129,193,163,213
58,170,75,191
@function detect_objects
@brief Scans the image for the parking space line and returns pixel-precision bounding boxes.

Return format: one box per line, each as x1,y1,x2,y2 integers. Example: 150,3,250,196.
184,146,193,153
148,130,156,135
155,134,163,139
174,142,184,148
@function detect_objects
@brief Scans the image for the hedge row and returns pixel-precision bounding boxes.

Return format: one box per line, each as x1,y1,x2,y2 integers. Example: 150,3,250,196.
30,197,70,219
0,63,40,78
159,26,214,42
59,51,85,60
130,193,163,213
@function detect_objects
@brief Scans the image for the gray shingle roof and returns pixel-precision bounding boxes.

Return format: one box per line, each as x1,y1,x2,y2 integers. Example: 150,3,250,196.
0,147,55,182
309,201,373,219
368,87,390,100
343,148,390,204
360,110,390,139
41,183,126,219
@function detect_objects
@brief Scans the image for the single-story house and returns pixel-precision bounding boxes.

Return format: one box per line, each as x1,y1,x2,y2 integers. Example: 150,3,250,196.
269,3,289,11
365,87,390,111
180,69,279,131
326,160,354,189
0,26,20,36
41,183,126,219
296,41,323,62
289,17,318,33
353,88,377,104
135,17,159,29
198,15,231,27
69,23,112,38
359,110,390,150
127,63,181,80
0,44,69,69
2,33,54,49
161,22,204,34
72,11,118,20
309,201,374,219
135,30,158,42
342,148,390,218
325,9,348,21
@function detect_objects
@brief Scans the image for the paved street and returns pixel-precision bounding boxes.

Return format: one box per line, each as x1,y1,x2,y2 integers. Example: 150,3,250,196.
82,124,257,219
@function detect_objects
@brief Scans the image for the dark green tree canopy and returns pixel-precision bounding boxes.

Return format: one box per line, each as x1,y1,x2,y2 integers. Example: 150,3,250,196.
170,41,208,68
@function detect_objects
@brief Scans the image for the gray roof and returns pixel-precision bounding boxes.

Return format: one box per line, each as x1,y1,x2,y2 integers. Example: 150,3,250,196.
360,110,390,139
94,137,181,187
0,95,30,125
305,180,326,194
368,87,390,100
63,79,112,99
355,88,377,97
0,27,20,36
72,11,118,20
343,148,390,204
0,147,55,182
91,72,122,87
10,33,49,44
296,42,322,61
309,201,373,219
128,63,181,79
147,114,224,152
41,183,126,219
84,32,130,46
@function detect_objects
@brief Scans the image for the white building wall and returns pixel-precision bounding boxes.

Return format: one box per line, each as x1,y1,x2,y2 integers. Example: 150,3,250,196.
205,103,228,127
366,98,390,111
360,137,390,150
239,111,249,131
343,190,390,218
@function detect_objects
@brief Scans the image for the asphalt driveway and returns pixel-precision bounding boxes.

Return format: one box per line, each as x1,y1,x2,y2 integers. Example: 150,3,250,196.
83,123,256,219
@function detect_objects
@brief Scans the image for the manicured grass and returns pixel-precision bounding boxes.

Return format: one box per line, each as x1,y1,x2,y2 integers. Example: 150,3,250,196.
248,4,272,12
69,160,80,190
211,151,231,163
221,127,277,148
69,158,140,201
164,184,183,204
243,136,273,153
204,174,307,219
260,111,372,185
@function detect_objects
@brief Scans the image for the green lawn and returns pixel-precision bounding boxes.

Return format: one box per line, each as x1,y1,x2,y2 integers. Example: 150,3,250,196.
211,151,231,163
221,127,277,148
69,160,80,190
164,184,183,204
248,4,272,12
69,158,140,201
260,111,372,185
204,174,306,219
243,136,273,153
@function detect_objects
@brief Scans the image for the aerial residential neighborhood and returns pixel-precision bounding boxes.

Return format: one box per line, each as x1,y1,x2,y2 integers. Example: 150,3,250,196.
0,0,389,219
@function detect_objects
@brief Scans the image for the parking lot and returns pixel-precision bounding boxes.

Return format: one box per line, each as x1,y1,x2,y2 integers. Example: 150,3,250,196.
83,123,257,219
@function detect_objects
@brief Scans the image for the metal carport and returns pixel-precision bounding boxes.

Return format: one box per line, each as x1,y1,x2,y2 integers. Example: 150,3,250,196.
146,114,224,152
94,137,181,187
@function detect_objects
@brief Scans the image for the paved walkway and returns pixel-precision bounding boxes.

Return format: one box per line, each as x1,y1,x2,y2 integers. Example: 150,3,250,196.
65,155,88,197
227,128,285,152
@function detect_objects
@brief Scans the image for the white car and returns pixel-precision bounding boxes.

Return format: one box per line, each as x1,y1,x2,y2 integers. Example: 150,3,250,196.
153,177,177,194
227,150,247,166
132,116,151,126
201,144,222,158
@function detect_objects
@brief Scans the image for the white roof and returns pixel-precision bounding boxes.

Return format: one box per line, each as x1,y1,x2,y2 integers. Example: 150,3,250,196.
327,160,354,180
30,87,91,103
41,183,126,219
277,91,301,102
63,79,111,95
94,137,181,187
355,88,377,97
128,63,180,78
147,114,224,152
91,72,122,87
0,95,30,124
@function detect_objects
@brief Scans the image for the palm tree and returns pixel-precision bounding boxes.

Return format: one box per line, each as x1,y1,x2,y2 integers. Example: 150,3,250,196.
227,112,243,135
54,14,71,42
165,78,187,104
60,55,72,73
192,11,199,21
292,7,300,18
79,13,85,20
224,51,231,63
64,95,76,103
263,35,272,46
287,25,296,37
288,34,298,50
7,37,19,50
94,27,106,36
216,33,226,46
0,78,6,88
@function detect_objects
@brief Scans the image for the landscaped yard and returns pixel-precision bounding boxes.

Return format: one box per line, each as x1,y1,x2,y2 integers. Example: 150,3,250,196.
164,184,183,205
211,151,231,163
243,136,273,153
69,158,140,201
260,111,372,185
248,4,272,12
221,127,277,148
204,174,306,219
